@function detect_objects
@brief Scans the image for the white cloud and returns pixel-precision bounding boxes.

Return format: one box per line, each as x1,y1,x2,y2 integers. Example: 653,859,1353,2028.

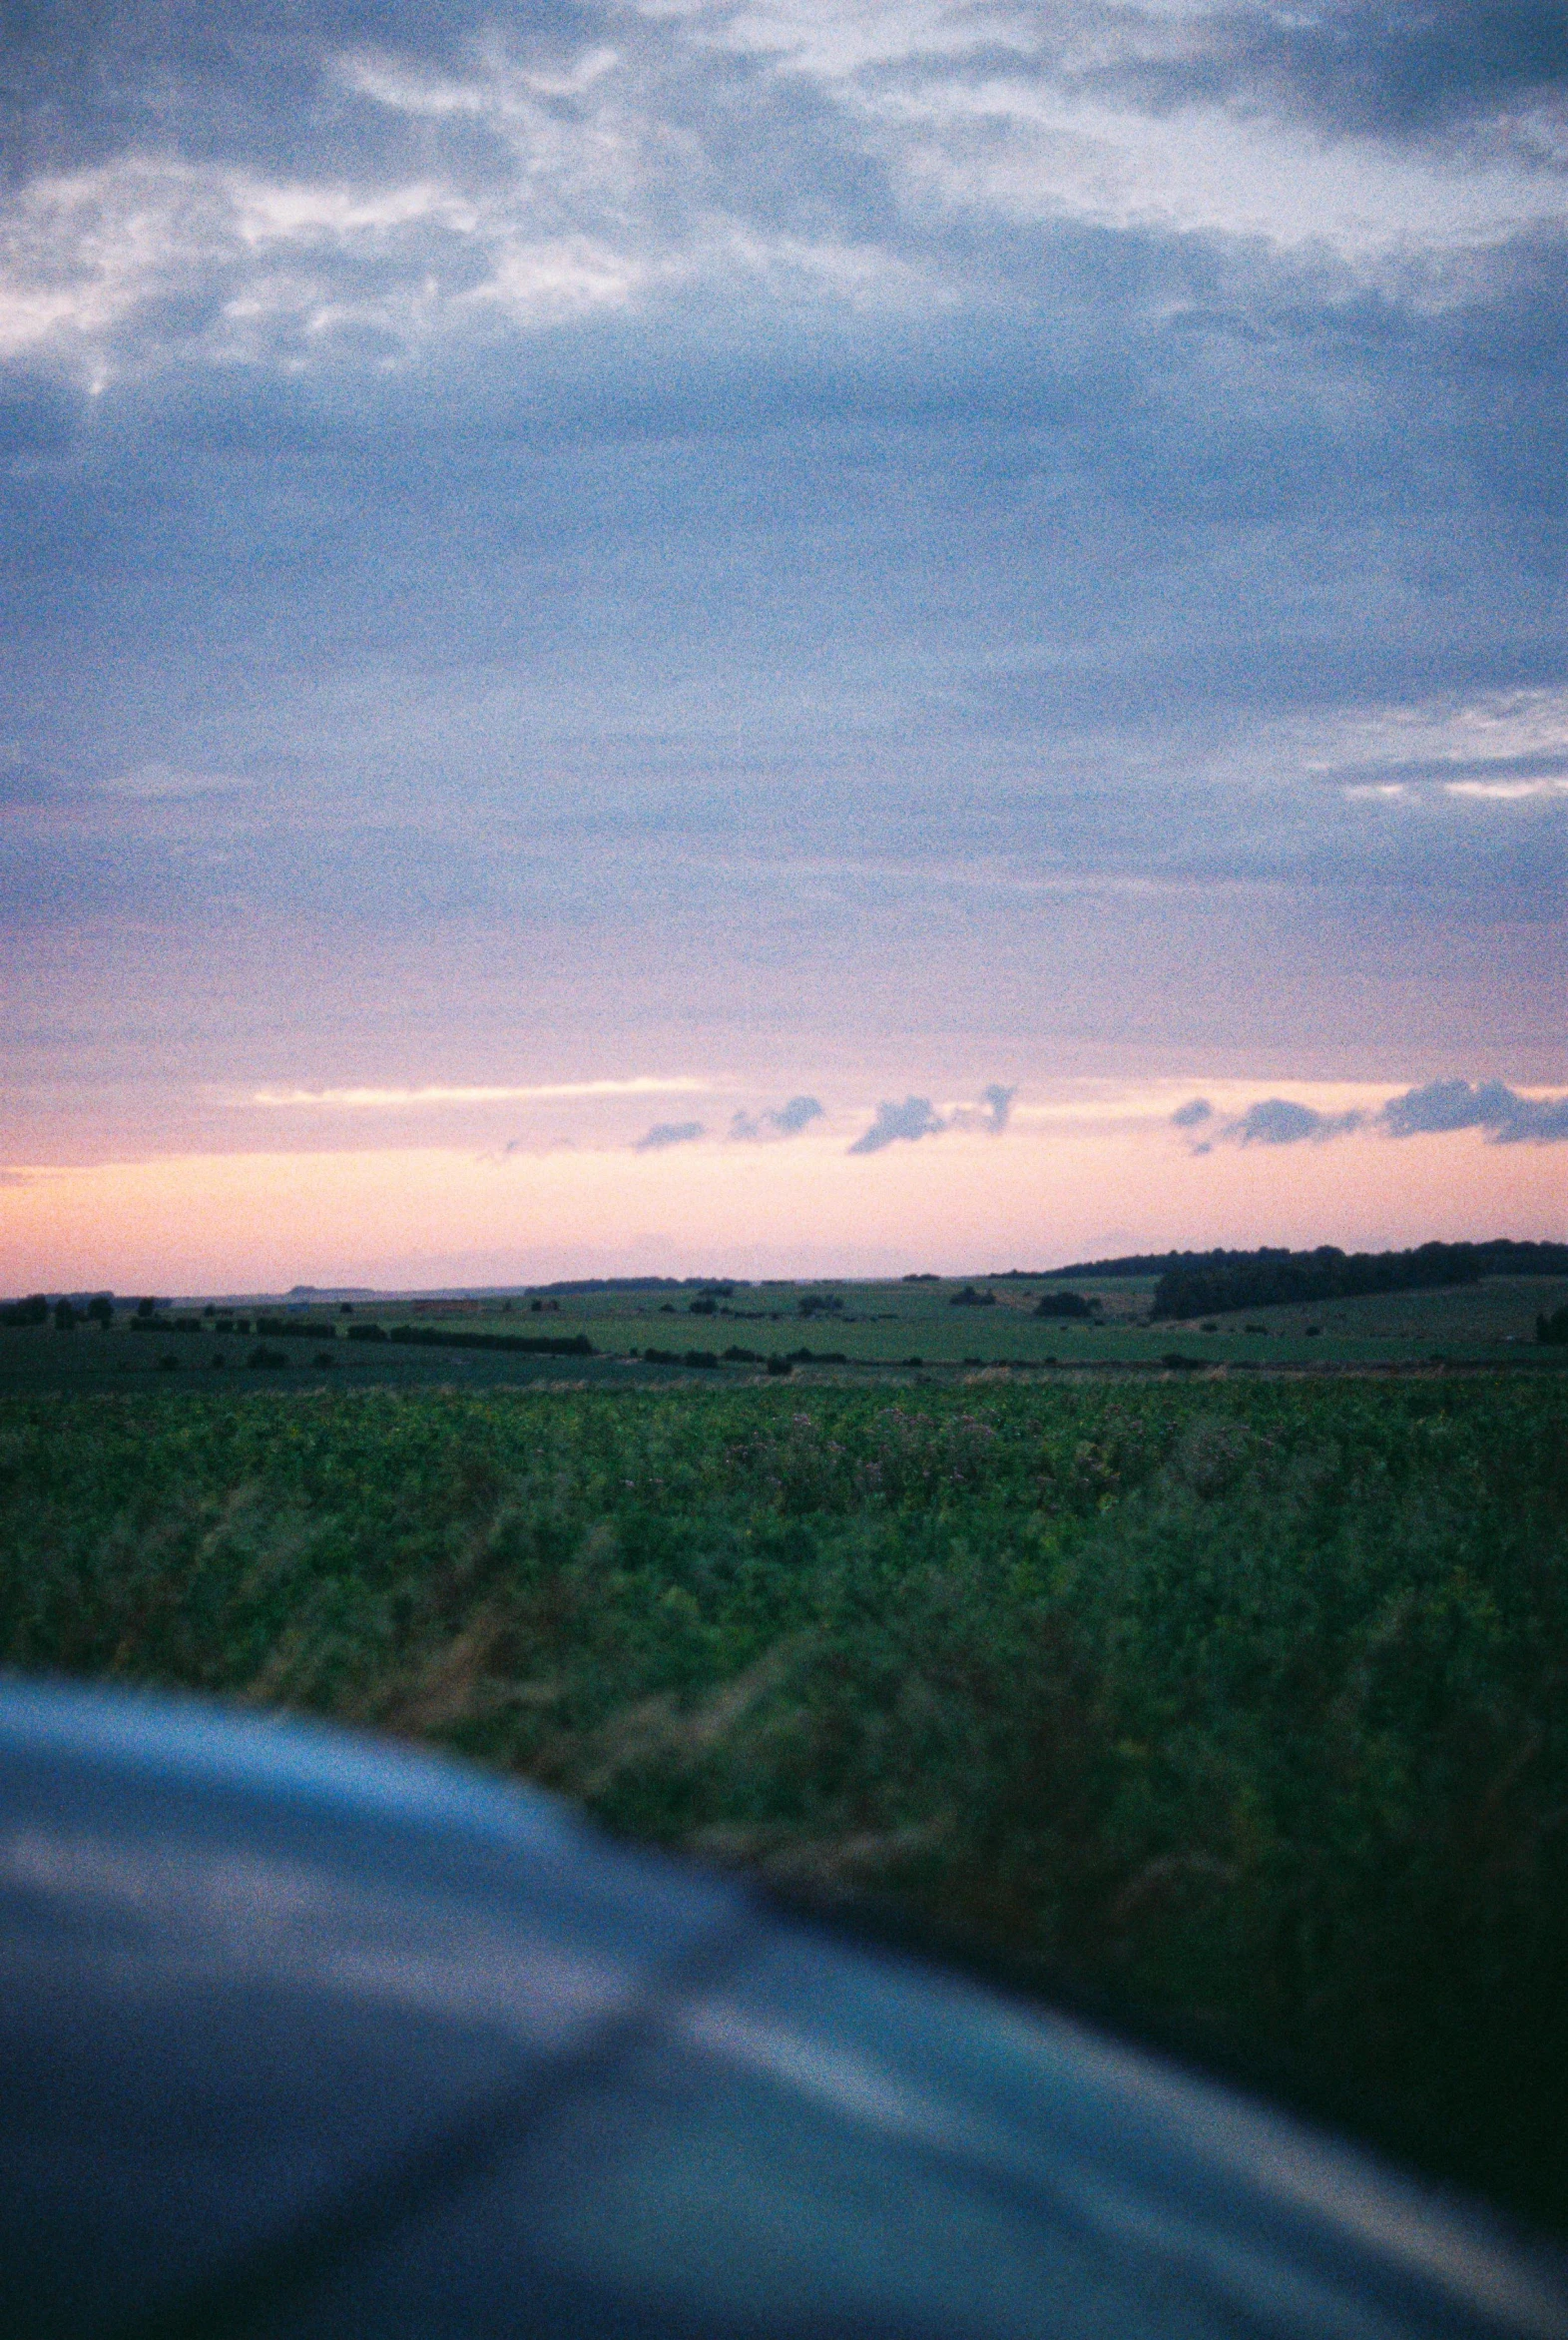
873,80,1568,266
672,0,1039,79
1309,686,1568,770
1205,688,1568,802
251,1078,712,1107
663,0,1568,268
12,2,1557,390
1443,778,1568,802
341,44,625,117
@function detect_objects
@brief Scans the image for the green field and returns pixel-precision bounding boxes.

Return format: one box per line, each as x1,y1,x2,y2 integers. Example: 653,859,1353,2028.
3,1368,1566,2240
7,1268,1568,1394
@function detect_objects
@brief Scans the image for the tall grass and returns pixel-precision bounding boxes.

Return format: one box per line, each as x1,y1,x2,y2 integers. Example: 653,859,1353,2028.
2,1377,1565,2231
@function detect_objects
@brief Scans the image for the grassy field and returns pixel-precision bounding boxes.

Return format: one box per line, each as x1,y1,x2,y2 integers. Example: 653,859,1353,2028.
2,1369,1566,2240
7,1268,1568,1394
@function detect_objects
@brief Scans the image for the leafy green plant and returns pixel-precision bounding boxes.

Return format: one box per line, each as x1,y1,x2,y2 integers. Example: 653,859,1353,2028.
1,1377,1564,2234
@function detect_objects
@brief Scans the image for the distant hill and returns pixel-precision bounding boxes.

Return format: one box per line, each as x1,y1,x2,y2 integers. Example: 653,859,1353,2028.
526,1277,733,1297
1034,1240,1568,1321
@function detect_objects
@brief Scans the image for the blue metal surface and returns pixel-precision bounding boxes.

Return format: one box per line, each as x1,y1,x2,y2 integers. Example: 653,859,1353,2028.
2,1676,1563,2338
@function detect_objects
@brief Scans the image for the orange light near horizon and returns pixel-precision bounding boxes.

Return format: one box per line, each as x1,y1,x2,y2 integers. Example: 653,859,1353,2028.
6,1121,1564,1293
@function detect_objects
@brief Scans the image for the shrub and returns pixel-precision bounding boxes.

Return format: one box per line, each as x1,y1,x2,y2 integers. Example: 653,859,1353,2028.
1035,1290,1094,1319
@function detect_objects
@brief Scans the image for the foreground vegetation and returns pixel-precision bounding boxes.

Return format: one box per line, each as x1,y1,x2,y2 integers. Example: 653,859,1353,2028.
2,1375,1565,2234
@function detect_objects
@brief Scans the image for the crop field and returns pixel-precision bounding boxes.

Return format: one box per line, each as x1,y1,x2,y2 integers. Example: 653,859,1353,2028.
2,1369,1566,2239
5,1269,1568,1394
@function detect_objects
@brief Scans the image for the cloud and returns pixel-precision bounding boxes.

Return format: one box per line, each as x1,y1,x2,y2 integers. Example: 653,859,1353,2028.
1182,1095,1366,1151
771,1092,826,1137
1381,1078,1568,1144
0,0,1564,1150
1444,779,1568,800
252,1078,710,1107
1070,1,1568,145
729,1094,825,1142
948,1081,1016,1134
848,1095,945,1154
1178,1076,1568,1155
634,1118,705,1151
1233,1098,1366,1146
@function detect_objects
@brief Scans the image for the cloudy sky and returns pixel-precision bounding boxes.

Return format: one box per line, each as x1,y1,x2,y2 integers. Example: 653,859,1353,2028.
2,0,1565,1288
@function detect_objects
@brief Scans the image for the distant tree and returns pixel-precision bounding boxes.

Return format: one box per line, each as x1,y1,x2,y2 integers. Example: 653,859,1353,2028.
1034,1290,1094,1320
1537,1305,1568,1347
949,1285,997,1309
53,1298,78,1333
87,1296,114,1330
136,1297,158,1321
1152,1242,1482,1321
1,1296,49,1327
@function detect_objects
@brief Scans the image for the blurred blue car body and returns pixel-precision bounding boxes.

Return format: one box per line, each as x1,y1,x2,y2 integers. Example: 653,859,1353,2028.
2,1676,1563,2339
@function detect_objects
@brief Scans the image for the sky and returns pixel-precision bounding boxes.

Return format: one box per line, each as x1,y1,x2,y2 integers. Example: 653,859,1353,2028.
2,0,1565,1291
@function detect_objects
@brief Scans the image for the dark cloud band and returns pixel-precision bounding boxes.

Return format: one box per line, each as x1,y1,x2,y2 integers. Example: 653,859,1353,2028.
1176,1078,1568,1151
